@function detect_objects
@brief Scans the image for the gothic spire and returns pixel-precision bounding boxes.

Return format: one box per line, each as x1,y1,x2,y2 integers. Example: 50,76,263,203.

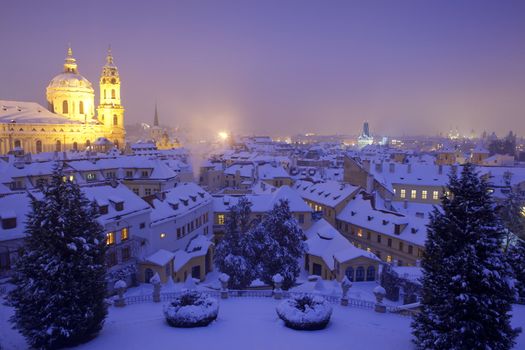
154,101,159,127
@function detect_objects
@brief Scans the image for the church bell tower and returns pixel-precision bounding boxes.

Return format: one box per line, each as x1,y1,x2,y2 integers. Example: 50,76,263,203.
96,47,125,148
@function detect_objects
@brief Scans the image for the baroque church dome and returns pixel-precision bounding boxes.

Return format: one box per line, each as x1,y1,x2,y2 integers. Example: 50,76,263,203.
47,47,94,92
46,46,95,121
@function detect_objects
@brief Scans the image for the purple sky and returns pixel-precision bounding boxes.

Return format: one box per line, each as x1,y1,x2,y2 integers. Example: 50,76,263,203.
1,0,525,138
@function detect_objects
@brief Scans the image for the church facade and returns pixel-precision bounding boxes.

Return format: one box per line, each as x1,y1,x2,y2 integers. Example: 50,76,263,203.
0,46,125,155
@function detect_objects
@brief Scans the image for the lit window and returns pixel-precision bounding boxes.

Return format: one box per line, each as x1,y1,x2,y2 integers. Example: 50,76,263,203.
121,228,129,241
433,191,439,200
411,190,417,199
160,233,166,239
400,189,406,198
422,190,427,199
106,232,115,245
357,229,363,237
386,255,392,263
366,247,371,252
217,214,225,225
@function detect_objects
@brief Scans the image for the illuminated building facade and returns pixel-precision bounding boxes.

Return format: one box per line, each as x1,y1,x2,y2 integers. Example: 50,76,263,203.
0,46,125,154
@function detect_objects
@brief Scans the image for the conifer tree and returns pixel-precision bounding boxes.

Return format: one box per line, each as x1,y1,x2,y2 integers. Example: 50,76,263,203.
253,199,305,290
9,165,107,349
412,163,519,350
214,197,256,289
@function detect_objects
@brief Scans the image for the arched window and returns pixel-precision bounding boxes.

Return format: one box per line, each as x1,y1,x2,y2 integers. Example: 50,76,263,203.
356,266,365,282
111,89,116,99
104,90,106,99
55,140,61,152
111,78,116,84
366,266,376,281
62,100,68,114
14,140,21,148
36,140,43,153
79,101,84,114
345,267,354,282
113,115,118,126
72,142,78,151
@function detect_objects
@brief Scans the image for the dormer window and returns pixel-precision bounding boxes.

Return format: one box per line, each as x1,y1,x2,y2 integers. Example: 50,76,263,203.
125,170,133,178
99,205,109,215
1,217,16,230
86,173,96,181
141,170,149,178
115,202,124,211
190,195,197,202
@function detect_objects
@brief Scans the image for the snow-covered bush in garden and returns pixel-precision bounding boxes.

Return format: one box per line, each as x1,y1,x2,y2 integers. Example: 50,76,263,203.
164,291,219,328
276,294,332,330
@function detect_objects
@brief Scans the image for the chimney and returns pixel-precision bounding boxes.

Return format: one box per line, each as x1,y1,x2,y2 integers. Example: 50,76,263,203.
389,163,395,173
362,159,371,172
407,164,412,174
366,174,374,193
438,165,443,175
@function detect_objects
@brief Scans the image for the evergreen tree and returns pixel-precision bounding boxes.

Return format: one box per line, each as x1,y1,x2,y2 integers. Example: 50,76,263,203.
507,239,525,298
412,163,519,350
9,165,107,349
213,197,256,289
252,200,305,290
498,172,525,298
499,172,525,247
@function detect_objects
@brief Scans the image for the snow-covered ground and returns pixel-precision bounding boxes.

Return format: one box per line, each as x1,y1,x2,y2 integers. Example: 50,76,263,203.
2,296,525,350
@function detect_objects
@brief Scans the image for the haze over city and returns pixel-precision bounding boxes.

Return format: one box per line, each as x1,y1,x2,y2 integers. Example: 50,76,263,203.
1,0,525,138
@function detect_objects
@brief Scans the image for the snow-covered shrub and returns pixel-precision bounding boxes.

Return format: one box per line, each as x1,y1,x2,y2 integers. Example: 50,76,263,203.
164,291,219,328
276,294,332,330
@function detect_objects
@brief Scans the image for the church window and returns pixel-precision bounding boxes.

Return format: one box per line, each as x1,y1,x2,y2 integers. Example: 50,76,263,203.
62,100,68,114
35,140,43,153
113,115,118,126
72,142,78,151
111,89,116,99
79,101,84,114
55,140,61,152
111,78,116,84
14,140,21,148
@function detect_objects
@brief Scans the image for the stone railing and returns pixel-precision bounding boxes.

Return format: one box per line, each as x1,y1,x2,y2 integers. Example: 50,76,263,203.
120,288,402,314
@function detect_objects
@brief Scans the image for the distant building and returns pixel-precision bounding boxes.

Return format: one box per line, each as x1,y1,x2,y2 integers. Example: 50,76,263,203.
357,121,374,149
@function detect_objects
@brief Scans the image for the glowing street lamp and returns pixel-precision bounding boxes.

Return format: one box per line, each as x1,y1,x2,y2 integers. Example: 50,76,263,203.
218,131,229,141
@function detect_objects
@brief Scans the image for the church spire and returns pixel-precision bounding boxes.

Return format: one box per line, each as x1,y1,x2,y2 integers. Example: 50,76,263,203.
154,101,159,127
105,45,114,66
63,44,78,74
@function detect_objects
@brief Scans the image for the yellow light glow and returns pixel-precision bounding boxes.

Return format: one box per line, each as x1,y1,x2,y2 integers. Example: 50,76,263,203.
218,131,229,141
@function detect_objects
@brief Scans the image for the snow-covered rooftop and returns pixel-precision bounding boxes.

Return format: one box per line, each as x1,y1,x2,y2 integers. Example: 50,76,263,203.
294,180,360,207
305,219,380,269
